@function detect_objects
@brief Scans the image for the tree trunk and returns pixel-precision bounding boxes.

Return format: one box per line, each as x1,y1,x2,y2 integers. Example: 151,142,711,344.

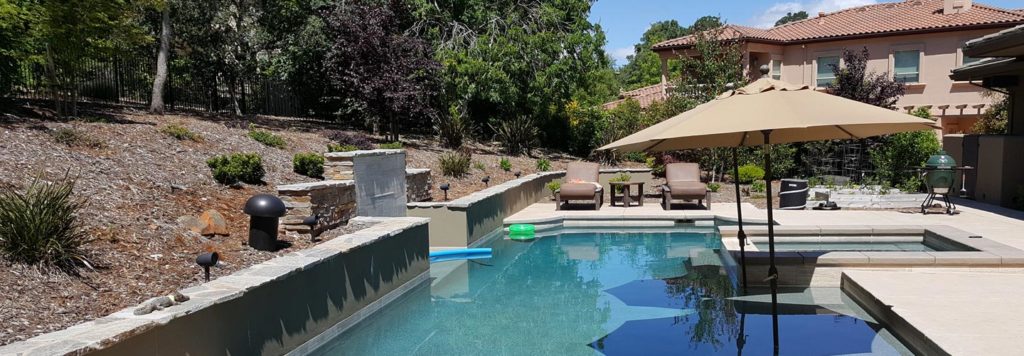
149,4,171,114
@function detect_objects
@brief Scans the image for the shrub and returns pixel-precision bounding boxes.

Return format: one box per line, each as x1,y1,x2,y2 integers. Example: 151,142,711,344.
379,141,403,149
325,131,374,150
51,128,104,148
473,161,486,171
897,175,923,193
870,131,940,188
327,143,358,152
248,125,286,148
708,182,721,193
206,153,265,185
161,124,201,141
536,158,552,172
751,180,766,193
546,181,561,196
293,152,325,179
0,174,91,273
436,103,473,149
565,101,607,157
623,152,647,163
737,164,765,184
439,152,471,177
492,116,538,155
499,158,512,172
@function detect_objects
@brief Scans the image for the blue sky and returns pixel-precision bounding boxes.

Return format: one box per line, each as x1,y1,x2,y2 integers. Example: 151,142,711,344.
590,0,1024,67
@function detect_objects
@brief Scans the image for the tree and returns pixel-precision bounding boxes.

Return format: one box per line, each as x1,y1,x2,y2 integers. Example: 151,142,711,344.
0,0,40,99
973,93,1009,134
826,47,904,109
322,0,439,142
774,11,808,26
149,0,170,114
616,17,722,91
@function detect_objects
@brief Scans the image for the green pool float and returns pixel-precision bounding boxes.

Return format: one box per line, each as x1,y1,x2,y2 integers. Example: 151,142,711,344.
508,224,536,241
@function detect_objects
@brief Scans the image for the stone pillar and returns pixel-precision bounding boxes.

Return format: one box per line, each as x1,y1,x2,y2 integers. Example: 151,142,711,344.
325,149,408,217
277,180,356,237
406,168,432,202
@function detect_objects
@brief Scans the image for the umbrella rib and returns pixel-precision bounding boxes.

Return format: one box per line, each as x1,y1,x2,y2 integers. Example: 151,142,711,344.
835,125,860,139
640,139,665,152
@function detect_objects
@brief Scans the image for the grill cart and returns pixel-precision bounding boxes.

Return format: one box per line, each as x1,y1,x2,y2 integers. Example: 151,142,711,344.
919,151,972,215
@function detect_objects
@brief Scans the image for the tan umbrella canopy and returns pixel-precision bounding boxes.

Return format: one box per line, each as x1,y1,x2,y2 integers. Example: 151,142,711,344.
599,77,940,152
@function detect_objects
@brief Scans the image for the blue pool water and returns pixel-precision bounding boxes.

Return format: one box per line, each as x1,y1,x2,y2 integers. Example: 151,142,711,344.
311,228,912,355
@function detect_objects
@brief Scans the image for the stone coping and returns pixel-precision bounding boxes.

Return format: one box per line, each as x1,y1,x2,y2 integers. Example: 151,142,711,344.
0,216,429,356
406,168,430,175
276,180,354,193
407,171,564,209
503,211,770,226
324,149,404,158
840,272,946,356
599,168,652,173
720,225,1024,267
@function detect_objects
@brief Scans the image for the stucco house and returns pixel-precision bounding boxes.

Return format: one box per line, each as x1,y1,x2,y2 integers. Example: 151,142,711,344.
606,0,1024,135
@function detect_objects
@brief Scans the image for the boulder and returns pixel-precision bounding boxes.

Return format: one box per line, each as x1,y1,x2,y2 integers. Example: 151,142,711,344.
199,209,229,236
176,216,204,234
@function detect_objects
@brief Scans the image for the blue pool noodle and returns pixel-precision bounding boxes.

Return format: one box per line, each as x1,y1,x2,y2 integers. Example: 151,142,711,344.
429,248,493,263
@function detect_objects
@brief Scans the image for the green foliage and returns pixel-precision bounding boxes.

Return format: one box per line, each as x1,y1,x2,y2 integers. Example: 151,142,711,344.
439,151,471,177
675,24,746,103
870,131,940,187
617,17,721,91
161,124,201,141
623,152,648,163
565,100,608,157
536,158,552,172
50,128,104,148
546,181,561,196
292,152,324,179
492,116,538,156
248,125,286,149
499,158,512,172
751,180,766,193
0,173,91,273
435,103,473,149
737,165,765,184
206,153,265,185
774,11,808,26
379,142,403,149
973,94,1008,134
609,173,631,193
327,143,358,153
472,161,486,171
707,182,721,193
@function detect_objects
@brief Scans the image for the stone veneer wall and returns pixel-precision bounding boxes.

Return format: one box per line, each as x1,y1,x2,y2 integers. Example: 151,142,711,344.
277,180,356,237
0,217,430,356
406,168,432,203
324,149,407,217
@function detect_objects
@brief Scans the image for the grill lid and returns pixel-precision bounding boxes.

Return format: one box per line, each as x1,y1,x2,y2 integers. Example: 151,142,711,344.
925,150,956,169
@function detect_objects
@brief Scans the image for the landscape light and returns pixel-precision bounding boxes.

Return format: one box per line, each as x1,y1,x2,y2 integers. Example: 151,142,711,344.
195,252,219,282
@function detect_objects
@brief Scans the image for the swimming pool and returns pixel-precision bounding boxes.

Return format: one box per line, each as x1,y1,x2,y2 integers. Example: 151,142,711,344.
309,227,911,355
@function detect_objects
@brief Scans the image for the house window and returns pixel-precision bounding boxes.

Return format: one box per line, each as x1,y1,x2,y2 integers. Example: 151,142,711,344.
771,60,782,80
816,56,839,87
894,50,920,83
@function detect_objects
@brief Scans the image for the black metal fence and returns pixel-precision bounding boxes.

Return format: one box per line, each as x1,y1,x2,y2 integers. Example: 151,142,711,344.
12,54,308,117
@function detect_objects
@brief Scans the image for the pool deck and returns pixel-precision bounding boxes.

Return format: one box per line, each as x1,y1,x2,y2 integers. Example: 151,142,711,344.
505,198,1024,355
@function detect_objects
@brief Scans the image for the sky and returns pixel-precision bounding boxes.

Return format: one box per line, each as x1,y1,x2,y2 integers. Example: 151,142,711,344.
590,0,1024,67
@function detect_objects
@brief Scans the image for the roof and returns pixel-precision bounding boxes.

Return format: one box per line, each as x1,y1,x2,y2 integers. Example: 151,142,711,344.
963,23,1024,56
602,83,668,110
653,0,1024,50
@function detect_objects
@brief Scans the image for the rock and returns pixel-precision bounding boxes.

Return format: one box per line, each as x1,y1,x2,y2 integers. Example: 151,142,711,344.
176,216,204,234
199,209,229,236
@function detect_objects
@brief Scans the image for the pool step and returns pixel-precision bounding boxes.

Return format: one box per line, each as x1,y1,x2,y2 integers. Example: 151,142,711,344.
689,248,723,267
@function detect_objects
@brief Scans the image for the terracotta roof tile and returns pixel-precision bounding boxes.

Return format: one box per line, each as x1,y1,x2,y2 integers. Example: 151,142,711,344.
602,83,668,110
653,0,1024,50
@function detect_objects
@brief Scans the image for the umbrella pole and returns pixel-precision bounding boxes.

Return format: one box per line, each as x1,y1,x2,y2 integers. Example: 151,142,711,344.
732,147,748,292
761,130,779,353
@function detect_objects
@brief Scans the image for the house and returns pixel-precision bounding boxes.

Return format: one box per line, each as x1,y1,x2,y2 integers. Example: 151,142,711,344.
611,0,1024,135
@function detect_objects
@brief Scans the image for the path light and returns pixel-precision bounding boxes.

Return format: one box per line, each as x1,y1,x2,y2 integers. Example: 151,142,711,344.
196,252,219,282
440,183,450,201
482,176,491,187
514,171,522,178
243,194,287,251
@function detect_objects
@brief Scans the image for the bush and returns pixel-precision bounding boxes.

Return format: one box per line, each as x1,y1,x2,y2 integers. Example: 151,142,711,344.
751,180,766,193
565,101,607,157
439,152,471,177
161,124,201,141
293,152,325,179
536,158,552,172
325,131,374,150
870,131,940,188
0,174,91,272
51,128,104,149
436,104,473,149
473,161,486,171
546,181,561,196
379,141,403,149
708,182,721,193
248,125,286,148
623,152,647,163
206,153,265,185
499,158,512,172
327,143,358,152
737,164,765,184
492,116,538,155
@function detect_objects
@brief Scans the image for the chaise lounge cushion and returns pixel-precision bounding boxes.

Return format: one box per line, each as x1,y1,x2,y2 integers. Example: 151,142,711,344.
666,181,707,198
560,183,600,199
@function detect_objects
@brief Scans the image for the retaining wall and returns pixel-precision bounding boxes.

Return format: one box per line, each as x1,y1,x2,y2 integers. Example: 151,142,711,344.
277,180,356,237
406,168,432,203
324,150,407,217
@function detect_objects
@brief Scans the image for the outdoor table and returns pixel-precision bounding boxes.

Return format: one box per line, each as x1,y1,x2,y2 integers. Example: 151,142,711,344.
609,181,644,207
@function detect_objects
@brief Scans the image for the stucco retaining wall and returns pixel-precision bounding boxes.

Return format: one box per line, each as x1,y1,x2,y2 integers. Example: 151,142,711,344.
0,217,430,356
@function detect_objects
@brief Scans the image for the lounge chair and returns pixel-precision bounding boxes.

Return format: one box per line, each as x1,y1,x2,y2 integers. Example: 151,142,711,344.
556,162,603,210
661,163,710,210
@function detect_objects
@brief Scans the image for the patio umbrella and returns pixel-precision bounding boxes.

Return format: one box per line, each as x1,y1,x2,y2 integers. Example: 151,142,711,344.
599,66,939,352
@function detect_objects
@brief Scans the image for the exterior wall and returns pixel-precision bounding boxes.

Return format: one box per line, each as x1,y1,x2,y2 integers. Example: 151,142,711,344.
0,217,430,356
325,149,408,217
406,168,432,203
277,180,356,237
947,134,1024,207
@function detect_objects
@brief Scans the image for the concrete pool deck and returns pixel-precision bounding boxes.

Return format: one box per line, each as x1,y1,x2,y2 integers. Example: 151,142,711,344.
505,199,1024,355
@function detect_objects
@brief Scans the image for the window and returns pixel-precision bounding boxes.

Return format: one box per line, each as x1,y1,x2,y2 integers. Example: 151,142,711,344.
816,56,839,87
893,50,920,83
962,55,983,66
771,60,782,80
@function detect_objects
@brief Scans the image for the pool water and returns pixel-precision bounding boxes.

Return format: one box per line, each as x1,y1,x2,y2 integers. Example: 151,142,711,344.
311,229,912,355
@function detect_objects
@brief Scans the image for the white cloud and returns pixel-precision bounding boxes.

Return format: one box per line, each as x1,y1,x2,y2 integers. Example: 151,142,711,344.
749,0,879,28
608,46,635,67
